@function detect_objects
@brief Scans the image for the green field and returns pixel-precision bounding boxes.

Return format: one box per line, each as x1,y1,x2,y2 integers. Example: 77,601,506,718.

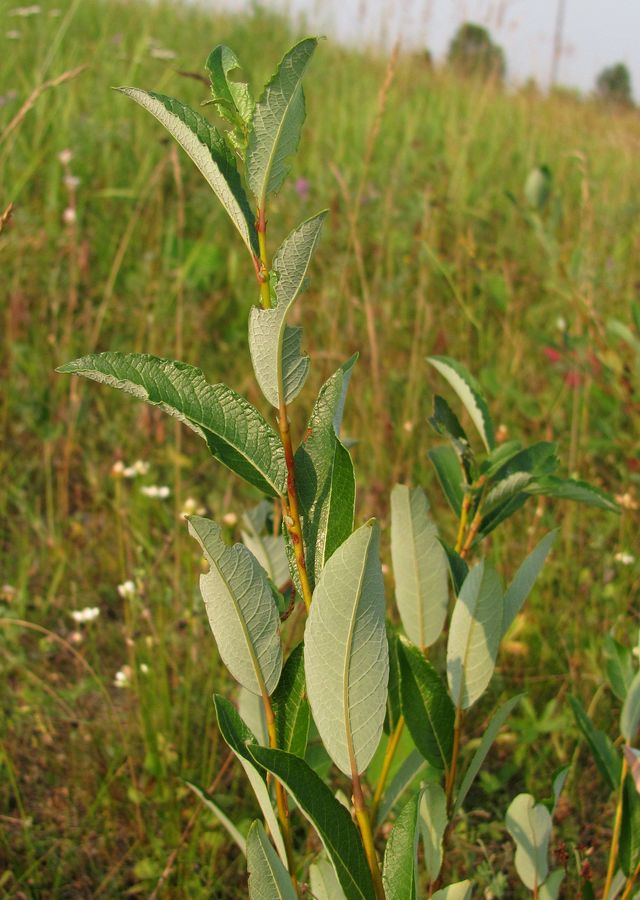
1,0,639,895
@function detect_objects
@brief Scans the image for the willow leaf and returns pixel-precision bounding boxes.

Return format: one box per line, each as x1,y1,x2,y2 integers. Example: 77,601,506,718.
116,88,258,257
184,781,247,855
247,821,296,900
505,793,551,891
419,784,448,882
214,696,287,865
447,562,503,710
57,352,286,497
272,643,310,757
188,517,282,696
382,790,422,900
391,484,449,649
310,858,347,900
205,45,254,129
247,38,318,207
294,356,358,586
431,882,472,900
304,520,388,776
428,356,495,451
248,745,375,900
502,531,557,635
400,641,454,770
249,211,327,407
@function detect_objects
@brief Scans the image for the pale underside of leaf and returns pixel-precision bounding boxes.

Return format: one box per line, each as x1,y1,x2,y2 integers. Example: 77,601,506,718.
247,37,318,207
505,793,551,891
621,670,640,743
57,352,287,497
431,882,473,900
117,87,258,257
305,521,389,776
419,783,447,882
248,212,326,408
247,820,297,900
206,45,254,127
391,484,449,649
447,561,503,710
310,857,347,900
188,516,282,696
428,356,495,451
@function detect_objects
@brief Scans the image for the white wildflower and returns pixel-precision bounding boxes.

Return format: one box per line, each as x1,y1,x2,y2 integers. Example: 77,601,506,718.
1,584,17,602
556,316,567,332
114,665,132,688
614,552,635,566
150,47,177,60
6,30,21,39
64,175,80,190
117,580,136,599
139,663,149,674
111,460,125,476
222,512,238,527
62,207,76,225
141,485,170,499
71,606,100,623
403,420,413,433
180,497,205,519
9,5,41,16
57,148,73,166
133,459,149,475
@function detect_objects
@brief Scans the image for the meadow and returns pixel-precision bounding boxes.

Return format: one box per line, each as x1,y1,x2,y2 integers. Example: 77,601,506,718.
1,0,639,895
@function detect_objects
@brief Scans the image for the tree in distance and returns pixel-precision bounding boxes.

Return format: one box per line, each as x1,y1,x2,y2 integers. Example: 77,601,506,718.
595,62,634,107
447,22,506,82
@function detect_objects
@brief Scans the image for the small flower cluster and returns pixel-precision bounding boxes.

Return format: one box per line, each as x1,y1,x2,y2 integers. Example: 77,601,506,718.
141,485,170,499
111,459,150,478
58,149,79,226
70,606,100,623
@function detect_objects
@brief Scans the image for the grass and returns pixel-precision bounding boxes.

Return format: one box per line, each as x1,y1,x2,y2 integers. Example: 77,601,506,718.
1,0,639,895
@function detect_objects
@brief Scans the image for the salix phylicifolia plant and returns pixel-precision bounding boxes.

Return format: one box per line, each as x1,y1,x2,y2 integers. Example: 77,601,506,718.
58,38,638,899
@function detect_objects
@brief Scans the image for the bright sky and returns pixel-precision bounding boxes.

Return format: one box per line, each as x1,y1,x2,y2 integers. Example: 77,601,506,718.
210,0,640,97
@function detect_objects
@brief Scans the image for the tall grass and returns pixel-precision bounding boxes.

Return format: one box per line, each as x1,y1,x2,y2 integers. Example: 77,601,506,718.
1,0,638,894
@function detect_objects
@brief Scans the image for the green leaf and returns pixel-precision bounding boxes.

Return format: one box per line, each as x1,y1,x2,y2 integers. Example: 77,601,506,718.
625,746,640,794
205,45,254,131
428,446,464,516
188,517,282,695
116,88,258,257
453,695,523,815
385,629,403,734
304,521,388,776
603,636,635,702
505,793,551,891
538,869,564,900
272,643,310,757
247,37,318,208
431,882,472,900
621,670,640,743
390,485,449,650
295,357,358,587
525,476,619,513
382,790,421,900
440,542,469,596
248,745,376,900
477,492,529,541
214,696,287,865
482,440,524,478
400,640,454,770
249,211,326,408
184,781,246,855
621,773,640,876
419,783,447,882
569,696,621,791
57,352,286,497
525,165,552,210
310,858,347,900
247,820,297,900
375,749,428,828
502,531,557,634
241,501,290,592
429,395,474,482
447,562,503,710
427,356,495,451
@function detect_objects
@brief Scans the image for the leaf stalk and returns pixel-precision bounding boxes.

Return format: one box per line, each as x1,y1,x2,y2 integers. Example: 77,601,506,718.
602,754,629,900
352,768,385,899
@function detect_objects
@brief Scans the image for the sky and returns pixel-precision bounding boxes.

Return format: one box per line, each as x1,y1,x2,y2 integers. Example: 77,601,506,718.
208,0,640,97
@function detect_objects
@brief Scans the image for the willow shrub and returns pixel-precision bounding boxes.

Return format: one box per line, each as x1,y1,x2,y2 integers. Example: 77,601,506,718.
58,38,640,899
